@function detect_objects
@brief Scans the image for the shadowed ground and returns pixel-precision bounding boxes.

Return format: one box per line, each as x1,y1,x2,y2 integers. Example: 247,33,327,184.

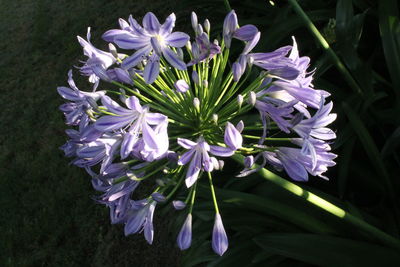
0,0,186,265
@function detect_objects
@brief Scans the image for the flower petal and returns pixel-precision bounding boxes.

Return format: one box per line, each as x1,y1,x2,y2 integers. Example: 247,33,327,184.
233,24,259,41
114,32,149,50
209,145,234,157
143,12,161,34
160,13,176,36
165,32,190,47
177,138,196,149
121,45,151,69
162,47,186,70
143,55,160,84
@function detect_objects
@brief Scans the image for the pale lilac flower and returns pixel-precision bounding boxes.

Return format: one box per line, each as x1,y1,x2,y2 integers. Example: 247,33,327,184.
254,94,297,133
177,123,243,187
212,213,228,256
187,33,221,66
109,12,189,83
77,28,122,88
58,70,105,128
124,199,157,244
73,133,122,173
223,10,259,48
177,214,192,250
249,46,300,80
94,95,169,161
292,100,337,141
177,137,213,187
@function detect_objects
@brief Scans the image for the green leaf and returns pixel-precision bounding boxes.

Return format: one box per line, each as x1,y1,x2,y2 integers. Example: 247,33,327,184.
254,233,400,267
379,0,400,97
381,126,400,158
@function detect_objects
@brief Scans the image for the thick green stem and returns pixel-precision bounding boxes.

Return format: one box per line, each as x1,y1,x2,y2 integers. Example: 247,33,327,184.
232,154,400,250
287,0,362,95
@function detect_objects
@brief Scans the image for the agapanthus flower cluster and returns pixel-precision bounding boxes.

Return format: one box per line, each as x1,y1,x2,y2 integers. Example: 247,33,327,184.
58,10,336,256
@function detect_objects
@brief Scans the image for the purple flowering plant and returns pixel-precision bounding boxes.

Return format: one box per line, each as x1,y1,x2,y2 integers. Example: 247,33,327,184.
58,10,336,256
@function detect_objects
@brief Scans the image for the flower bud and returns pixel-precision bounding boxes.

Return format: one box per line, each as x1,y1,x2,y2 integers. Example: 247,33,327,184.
218,160,225,170
203,80,208,88
185,41,192,51
212,213,228,256
248,91,256,106
212,114,218,124
151,192,166,203
237,94,244,108
192,70,199,84
174,79,189,93
193,97,200,112
191,12,198,33
197,24,204,36
172,200,186,210
108,43,118,59
177,214,192,250
204,19,210,34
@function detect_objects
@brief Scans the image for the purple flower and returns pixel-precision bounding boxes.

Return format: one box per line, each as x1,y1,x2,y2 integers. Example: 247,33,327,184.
109,12,189,83
177,137,213,187
177,123,243,187
254,94,297,134
77,28,121,88
124,199,157,244
73,133,122,173
177,214,192,250
58,70,105,128
187,33,221,66
262,139,336,181
94,95,169,161
249,46,300,80
212,213,228,256
292,100,336,141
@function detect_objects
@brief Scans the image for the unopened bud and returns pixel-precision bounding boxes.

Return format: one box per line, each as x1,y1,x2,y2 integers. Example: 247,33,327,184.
197,24,204,35
192,70,199,84
191,12,198,33
204,19,210,33
213,39,219,46
108,43,118,59
193,97,200,112
237,94,244,108
248,91,256,106
212,114,218,124
248,56,254,66
186,41,192,51
202,80,208,88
